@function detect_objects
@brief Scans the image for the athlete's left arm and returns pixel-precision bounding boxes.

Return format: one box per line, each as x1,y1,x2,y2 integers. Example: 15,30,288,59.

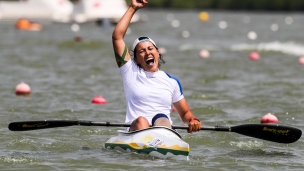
173,98,202,133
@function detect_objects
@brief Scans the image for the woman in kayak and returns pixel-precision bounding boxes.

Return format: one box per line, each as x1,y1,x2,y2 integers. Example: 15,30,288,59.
112,0,201,133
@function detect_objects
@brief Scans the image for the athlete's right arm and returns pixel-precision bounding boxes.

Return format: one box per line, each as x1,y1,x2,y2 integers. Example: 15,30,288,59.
112,0,148,68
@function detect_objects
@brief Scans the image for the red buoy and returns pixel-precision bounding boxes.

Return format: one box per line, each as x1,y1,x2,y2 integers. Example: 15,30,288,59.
249,51,260,61
92,96,107,104
171,106,177,112
298,56,304,65
15,82,31,96
260,113,279,123
199,49,210,58
74,36,82,42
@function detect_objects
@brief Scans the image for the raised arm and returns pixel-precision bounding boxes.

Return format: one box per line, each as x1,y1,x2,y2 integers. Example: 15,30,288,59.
112,0,148,68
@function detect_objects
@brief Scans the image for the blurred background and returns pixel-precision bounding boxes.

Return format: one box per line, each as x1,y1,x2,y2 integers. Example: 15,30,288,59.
1,0,304,170
125,0,304,11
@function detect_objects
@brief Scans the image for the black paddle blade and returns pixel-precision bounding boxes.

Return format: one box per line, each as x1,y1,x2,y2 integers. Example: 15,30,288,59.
8,120,80,131
230,124,302,144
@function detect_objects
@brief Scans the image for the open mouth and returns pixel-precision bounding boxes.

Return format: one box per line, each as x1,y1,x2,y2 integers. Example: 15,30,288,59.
146,58,155,65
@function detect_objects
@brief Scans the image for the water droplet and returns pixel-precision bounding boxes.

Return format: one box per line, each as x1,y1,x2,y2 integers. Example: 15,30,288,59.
285,16,293,25
270,23,279,31
247,31,257,40
171,20,180,28
182,30,190,38
218,21,227,29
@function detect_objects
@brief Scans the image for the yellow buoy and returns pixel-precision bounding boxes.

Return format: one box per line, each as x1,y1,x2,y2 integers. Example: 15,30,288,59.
198,12,209,22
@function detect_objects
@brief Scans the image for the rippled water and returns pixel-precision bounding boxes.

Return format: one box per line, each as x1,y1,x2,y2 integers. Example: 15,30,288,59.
1,10,304,170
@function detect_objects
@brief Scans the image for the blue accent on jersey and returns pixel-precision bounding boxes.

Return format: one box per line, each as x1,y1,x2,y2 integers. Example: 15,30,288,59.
152,113,169,126
165,73,183,95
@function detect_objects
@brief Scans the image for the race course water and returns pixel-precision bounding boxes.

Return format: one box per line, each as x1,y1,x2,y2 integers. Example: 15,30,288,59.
1,9,304,170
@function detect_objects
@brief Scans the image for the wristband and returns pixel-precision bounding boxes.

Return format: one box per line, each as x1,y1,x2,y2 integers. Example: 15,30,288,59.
189,117,200,123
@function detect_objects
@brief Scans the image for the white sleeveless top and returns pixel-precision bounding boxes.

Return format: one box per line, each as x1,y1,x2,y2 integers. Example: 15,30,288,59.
120,60,184,125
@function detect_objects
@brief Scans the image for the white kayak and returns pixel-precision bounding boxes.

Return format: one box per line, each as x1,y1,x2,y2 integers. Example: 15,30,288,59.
104,126,190,160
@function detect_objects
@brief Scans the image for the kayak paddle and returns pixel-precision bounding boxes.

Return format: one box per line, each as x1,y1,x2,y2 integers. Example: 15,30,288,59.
8,120,301,144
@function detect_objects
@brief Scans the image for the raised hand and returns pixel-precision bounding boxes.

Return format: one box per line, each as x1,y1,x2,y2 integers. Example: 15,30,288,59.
131,0,148,10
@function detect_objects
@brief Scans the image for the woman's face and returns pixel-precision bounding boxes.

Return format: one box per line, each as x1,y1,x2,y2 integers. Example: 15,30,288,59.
134,41,159,72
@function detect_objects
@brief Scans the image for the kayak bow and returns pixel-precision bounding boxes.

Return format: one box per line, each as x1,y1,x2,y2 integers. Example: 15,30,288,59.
105,126,190,160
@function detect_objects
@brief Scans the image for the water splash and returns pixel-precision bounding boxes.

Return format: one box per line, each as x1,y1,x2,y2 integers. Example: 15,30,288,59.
0,156,40,164
230,140,263,149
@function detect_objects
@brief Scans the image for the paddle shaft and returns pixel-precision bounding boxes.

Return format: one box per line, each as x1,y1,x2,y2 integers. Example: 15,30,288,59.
8,120,302,144
8,120,226,131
